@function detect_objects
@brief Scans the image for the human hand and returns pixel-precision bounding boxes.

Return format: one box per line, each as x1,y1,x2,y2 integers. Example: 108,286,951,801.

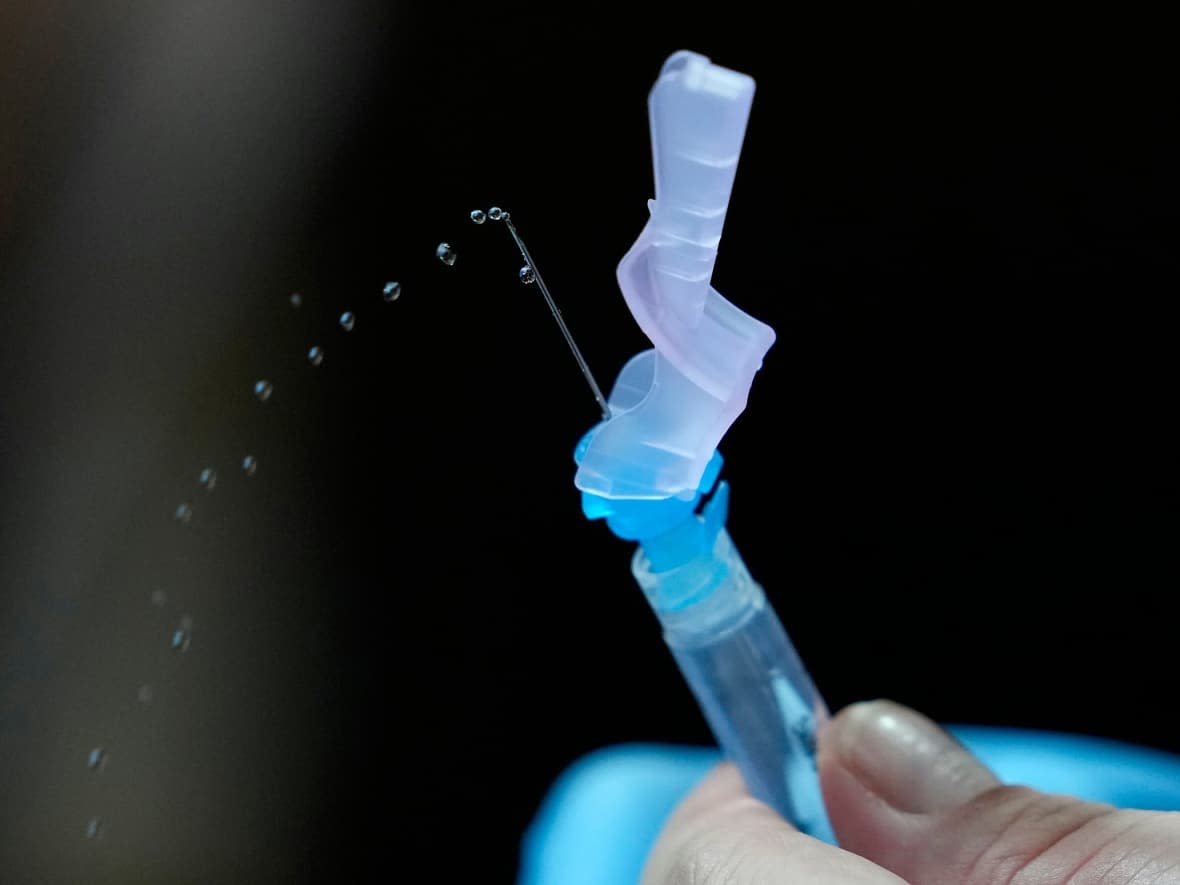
643,700,1180,884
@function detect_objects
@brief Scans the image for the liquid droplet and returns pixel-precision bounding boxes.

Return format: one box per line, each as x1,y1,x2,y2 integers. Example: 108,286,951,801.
382,281,401,302
85,818,102,840
151,589,167,607
173,503,193,525
87,747,106,771
242,454,259,477
435,243,457,266
137,685,154,705
171,622,191,652
500,210,511,221
488,207,503,221
198,467,217,491
519,265,536,284
469,209,487,225
307,345,324,367
253,380,274,402
289,292,303,309
338,311,355,332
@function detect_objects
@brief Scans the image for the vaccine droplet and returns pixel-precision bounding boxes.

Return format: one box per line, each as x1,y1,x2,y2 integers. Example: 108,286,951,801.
242,454,258,477
382,281,401,302
470,209,487,225
519,265,536,284
488,207,503,221
137,685,154,705
308,345,324,366
198,467,217,491
173,503,193,524
338,311,355,332
85,818,102,840
289,292,302,309
253,380,273,402
171,624,191,652
151,589,167,607
435,243,457,266
87,747,106,771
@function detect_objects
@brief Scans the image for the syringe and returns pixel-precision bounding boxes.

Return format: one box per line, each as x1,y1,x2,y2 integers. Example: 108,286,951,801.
487,50,834,840
572,51,836,840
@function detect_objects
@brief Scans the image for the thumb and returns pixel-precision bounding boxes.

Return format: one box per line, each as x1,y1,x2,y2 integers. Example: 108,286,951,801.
820,700,1180,885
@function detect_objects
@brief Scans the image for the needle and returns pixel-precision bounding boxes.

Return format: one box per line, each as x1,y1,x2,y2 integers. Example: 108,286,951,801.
478,207,611,421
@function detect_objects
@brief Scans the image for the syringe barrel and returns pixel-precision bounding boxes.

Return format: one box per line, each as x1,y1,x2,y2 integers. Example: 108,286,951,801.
633,530,836,842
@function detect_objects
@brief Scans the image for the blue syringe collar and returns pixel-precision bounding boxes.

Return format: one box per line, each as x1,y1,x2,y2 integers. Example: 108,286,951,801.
575,431,727,572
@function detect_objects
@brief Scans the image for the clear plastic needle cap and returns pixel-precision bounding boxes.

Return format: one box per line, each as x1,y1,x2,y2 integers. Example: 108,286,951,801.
575,51,775,502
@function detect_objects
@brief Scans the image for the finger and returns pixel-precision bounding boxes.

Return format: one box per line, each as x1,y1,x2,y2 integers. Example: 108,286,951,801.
642,762,906,885
820,700,1180,884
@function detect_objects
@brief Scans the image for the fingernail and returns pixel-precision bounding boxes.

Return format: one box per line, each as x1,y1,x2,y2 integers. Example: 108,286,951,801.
827,700,998,814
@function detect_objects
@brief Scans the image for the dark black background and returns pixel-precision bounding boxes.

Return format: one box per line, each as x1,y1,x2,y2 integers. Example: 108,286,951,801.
2,4,1176,882
308,9,1178,881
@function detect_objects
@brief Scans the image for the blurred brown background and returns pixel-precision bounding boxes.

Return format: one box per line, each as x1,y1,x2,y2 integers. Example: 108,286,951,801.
1,3,389,880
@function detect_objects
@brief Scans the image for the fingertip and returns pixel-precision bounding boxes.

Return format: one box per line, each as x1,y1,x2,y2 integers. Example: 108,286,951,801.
820,699,997,815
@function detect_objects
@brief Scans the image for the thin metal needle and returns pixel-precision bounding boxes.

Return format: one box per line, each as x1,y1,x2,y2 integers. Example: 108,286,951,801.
501,214,611,420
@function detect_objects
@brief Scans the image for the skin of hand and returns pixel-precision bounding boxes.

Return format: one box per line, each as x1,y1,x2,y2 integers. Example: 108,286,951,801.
643,700,1180,884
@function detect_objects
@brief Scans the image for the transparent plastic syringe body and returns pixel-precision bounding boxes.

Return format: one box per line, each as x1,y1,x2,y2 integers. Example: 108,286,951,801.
630,502,836,843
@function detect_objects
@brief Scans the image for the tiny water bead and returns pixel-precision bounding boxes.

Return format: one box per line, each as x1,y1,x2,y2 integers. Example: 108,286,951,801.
289,292,303,309
171,625,191,652
382,281,402,302
470,209,487,225
85,818,102,840
253,379,274,402
151,589,167,607
242,454,259,476
173,503,193,524
87,747,106,771
488,207,503,221
519,265,536,285
307,345,324,367
137,685,154,705
338,311,355,332
435,243,457,266
198,467,217,492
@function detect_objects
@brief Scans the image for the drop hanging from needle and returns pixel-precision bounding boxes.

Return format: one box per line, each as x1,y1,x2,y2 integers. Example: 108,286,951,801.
473,207,610,421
